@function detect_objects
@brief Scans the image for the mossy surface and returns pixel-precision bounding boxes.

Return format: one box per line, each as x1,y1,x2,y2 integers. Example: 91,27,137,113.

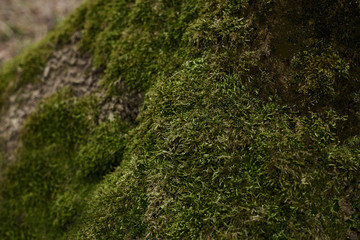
1,0,360,239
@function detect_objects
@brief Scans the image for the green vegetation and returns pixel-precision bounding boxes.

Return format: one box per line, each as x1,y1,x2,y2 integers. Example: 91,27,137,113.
1,0,360,239
291,46,350,105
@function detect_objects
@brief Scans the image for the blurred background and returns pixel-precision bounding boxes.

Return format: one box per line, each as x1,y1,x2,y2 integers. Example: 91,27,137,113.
0,0,83,66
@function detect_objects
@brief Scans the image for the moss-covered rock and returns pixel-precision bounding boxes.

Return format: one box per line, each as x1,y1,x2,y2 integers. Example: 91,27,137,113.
1,0,360,239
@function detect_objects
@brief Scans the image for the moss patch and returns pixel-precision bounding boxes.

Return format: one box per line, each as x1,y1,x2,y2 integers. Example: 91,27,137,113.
1,0,360,239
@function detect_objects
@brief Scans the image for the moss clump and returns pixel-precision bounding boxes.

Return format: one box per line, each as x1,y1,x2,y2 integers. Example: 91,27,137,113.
75,119,129,181
0,88,131,239
291,46,350,105
0,88,96,238
50,189,81,229
111,61,359,239
70,158,148,239
1,0,360,239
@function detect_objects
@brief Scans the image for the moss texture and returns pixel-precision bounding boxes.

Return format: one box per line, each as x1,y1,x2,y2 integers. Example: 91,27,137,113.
1,0,360,239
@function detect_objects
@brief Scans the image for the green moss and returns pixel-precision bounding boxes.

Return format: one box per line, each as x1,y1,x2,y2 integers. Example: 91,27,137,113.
1,0,360,239
70,158,148,239
291,46,350,105
0,87,132,238
75,119,129,181
119,60,359,239
50,189,81,229
0,88,96,238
